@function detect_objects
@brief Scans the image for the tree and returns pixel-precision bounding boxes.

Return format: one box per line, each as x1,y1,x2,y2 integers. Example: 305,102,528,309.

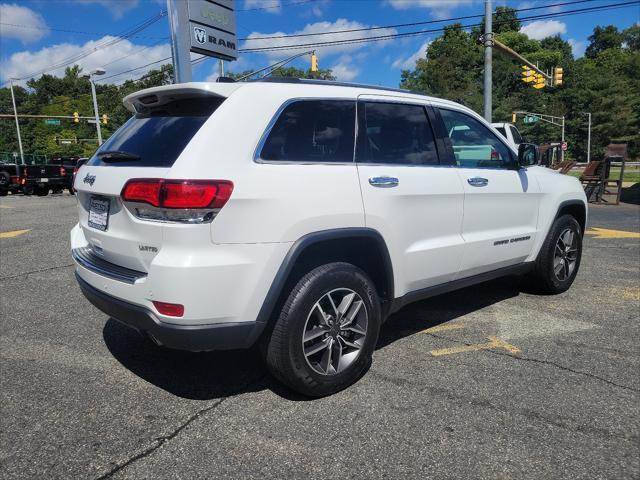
227,65,335,81
479,6,521,35
585,26,623,58
623,24,640,52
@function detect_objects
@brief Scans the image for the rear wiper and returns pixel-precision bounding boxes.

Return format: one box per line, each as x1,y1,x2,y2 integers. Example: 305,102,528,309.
97,150,141,161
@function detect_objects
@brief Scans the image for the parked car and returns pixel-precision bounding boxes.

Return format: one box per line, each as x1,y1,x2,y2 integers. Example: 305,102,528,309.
71,79,588,396
50,156,88,194
491,122,524,149
0,163,23,196
20,163,66,196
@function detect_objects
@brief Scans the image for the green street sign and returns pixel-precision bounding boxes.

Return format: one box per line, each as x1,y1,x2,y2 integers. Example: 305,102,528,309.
523,115,539,124
45,119,61,126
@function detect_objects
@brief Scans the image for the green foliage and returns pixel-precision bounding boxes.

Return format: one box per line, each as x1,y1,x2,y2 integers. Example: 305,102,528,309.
400,17,640,160
227,65,335,81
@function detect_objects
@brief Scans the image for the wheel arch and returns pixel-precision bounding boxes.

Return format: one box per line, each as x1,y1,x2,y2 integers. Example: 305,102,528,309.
555,199,587,235
256,228,395,325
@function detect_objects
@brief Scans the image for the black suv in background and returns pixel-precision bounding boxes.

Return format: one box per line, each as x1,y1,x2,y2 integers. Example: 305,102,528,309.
0,163,22,196
50,157,88,194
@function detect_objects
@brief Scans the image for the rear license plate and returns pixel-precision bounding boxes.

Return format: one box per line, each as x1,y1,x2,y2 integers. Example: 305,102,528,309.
88,196,110,232
39,178,48,182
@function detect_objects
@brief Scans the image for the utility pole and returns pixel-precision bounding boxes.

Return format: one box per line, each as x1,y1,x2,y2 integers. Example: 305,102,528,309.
584,112,592,163
483,0,492,122
167,0,192,83
561,115,565,162
9,79,24,165
219,59,224,78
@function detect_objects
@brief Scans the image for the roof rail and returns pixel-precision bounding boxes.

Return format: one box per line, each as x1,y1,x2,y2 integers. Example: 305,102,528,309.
249,76,427,97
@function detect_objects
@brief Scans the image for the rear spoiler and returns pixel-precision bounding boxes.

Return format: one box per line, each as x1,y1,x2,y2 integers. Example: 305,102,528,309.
123,82,243,114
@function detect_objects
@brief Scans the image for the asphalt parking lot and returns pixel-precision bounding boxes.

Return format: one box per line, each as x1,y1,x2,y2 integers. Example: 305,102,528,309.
1,193,639,479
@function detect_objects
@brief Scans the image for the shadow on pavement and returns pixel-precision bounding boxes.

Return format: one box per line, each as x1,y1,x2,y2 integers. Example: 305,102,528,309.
104,276,522,400
621,183,640,205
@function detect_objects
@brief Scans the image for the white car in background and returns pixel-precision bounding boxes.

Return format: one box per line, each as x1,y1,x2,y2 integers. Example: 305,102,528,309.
492,122,524,149
71,78,587,397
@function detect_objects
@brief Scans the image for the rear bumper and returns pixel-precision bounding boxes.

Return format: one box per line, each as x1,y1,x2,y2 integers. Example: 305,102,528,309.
24,177,66,186
76,273,265,351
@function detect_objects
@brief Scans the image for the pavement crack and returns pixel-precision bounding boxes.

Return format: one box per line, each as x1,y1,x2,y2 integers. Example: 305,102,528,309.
0,263,74,281
94,398,228,480
426,332,640,394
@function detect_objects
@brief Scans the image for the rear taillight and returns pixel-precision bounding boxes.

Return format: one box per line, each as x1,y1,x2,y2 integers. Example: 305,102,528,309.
152,301,184,317
121,179,233,224
60,166,66,176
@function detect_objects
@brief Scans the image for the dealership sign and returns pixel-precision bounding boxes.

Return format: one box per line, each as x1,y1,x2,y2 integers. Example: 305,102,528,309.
187,0,237,61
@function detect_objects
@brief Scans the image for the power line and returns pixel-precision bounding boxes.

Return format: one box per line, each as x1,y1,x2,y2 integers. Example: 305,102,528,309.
0,22,166,40
13,11,167,81
240,0,596,41
238,1,639,53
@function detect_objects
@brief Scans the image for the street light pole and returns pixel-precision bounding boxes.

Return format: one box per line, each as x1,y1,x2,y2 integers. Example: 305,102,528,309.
89,77,102,145
84,68,105,146
483,0,493,122
561,115,565,163
9,79,25,165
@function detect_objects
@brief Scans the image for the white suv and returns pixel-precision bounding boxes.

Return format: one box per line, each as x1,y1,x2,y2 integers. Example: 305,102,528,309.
71,79,587,396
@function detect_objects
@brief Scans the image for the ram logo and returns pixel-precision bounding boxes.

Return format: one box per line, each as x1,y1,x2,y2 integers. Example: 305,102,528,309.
194,27,206,44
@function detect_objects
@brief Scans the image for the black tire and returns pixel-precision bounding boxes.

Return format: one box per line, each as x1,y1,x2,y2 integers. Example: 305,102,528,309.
0,189,7,197
265,262,381,397
0,172,10,189
22,185,34,196
52,187,63,194
529,214,582,294
35,186,49,196
68,187,75,195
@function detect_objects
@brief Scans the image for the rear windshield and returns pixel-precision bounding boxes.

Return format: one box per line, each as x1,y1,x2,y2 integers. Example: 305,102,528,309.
87,97,224,167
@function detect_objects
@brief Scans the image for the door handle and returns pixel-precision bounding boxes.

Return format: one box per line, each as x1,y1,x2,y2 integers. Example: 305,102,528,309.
369,176,399,188
467,177,489,187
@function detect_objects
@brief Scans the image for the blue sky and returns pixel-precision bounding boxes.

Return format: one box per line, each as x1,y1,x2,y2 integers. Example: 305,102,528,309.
1,0,638,88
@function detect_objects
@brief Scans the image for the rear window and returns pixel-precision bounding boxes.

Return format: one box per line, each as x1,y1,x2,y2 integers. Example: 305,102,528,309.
87,97,223,168
259,100,355,163
494,126,507,138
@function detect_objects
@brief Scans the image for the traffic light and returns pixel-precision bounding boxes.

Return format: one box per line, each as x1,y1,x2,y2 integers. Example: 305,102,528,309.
101,114,108,125
73,112,79,123
311,53,318,72
533,73,545,89
521,66,535,83
553,67,563,86
512,113,516,123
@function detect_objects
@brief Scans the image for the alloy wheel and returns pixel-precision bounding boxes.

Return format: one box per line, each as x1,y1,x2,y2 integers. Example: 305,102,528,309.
302,288,368,376
554,228,578,281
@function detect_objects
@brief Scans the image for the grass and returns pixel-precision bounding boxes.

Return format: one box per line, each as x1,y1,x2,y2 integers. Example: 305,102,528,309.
567,167,640,183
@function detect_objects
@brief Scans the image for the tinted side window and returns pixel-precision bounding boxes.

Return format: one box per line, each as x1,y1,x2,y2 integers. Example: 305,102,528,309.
509,125,523,144
358,102,438,165
260,100,355,163
439,109,513,168
495,126,507,139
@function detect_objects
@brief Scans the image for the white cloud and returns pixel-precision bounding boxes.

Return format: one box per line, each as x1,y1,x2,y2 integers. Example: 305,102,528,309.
1,37,171,84
331,56,359,81
76,0,139,18
242,18,398,61
520,20,566,40
392,40,430,70
568,38,586,58
387,0,474,19
244,0,282,14
0,3,49,43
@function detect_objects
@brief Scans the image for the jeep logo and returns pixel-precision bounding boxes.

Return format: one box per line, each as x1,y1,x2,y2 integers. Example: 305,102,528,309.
83,173,96,186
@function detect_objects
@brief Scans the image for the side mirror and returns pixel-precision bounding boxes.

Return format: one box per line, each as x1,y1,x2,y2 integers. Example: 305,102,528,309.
518,143,538,167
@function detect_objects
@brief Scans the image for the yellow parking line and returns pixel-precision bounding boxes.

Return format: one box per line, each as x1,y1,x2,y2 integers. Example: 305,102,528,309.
430,336,520,357
586,228,640,239
421,323,465,334
0,229,31,239
0,205,13,209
